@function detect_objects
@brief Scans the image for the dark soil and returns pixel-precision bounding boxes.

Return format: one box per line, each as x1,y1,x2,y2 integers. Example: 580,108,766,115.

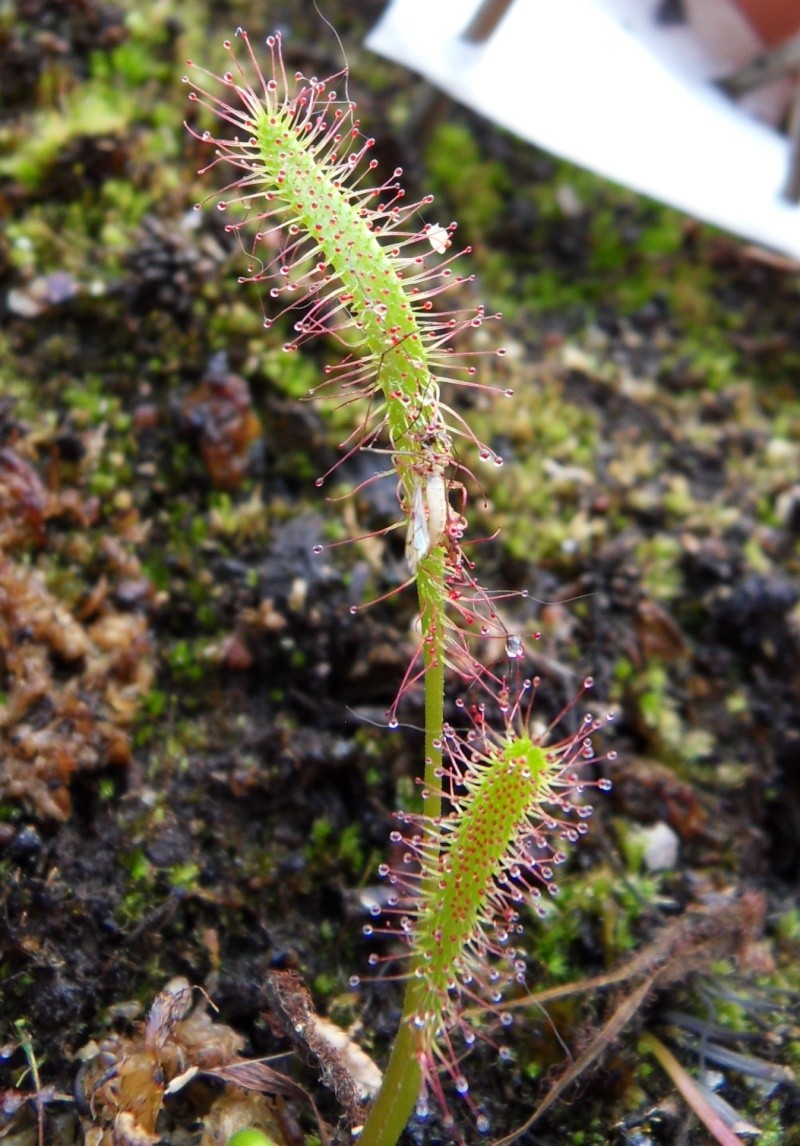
1,2,800,1145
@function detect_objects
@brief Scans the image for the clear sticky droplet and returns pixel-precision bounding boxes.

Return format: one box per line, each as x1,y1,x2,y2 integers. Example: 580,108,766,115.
506,634,524,659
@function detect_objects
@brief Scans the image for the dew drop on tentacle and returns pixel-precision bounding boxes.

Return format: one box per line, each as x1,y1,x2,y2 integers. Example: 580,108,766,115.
505,634,524,660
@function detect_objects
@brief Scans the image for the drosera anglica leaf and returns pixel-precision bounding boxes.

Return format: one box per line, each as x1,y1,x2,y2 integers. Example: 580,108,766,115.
182,29,513,693
354,676,614,1132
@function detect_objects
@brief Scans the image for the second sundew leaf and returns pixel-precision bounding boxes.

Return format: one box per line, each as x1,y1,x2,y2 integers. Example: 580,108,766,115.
362,678,613,1134
416,737,553,1002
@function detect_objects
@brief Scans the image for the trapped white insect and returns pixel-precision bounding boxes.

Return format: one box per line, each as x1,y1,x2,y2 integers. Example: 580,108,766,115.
405,468,449,573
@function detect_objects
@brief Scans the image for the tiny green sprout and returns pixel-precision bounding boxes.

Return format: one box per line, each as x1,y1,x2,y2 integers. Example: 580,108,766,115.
226,1129,277,1146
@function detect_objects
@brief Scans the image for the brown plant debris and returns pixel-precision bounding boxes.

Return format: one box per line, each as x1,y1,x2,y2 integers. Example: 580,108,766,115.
264,970,371,1130
491,891,769,1145
77,977,246,1146
180,365,262,490
76,979,335,1146
0,552,153,820
0,440,155,821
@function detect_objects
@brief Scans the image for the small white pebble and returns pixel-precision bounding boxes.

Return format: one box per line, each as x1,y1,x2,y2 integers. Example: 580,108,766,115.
636,821,679,872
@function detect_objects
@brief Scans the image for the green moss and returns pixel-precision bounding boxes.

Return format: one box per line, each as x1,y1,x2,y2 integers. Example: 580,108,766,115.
337,823,364,875
261,345,321,400
308,816,334,854
635,536,683,601
97,777,116,801
64,376,123,426
165,639,206,685
424,122,511,239
776,908,800,947
312,971,338,1000
125,848,152,885
471,372,599,566
531,864,658,980
0,86,133,190
168,861,200,890
306,818,365,880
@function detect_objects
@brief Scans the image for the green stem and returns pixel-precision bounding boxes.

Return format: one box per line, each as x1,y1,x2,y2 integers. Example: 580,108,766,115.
419,554,446,820
355,1014,421,1146
357,552,446,1146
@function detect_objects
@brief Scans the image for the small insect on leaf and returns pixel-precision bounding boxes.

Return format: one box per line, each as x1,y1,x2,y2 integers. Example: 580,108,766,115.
424,469,448,552
426,224,451,255
505,634,525,660
405,469,450,573
405,479,430,573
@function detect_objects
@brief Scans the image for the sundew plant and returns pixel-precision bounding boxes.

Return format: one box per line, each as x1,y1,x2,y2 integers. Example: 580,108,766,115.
184,29,610,1144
